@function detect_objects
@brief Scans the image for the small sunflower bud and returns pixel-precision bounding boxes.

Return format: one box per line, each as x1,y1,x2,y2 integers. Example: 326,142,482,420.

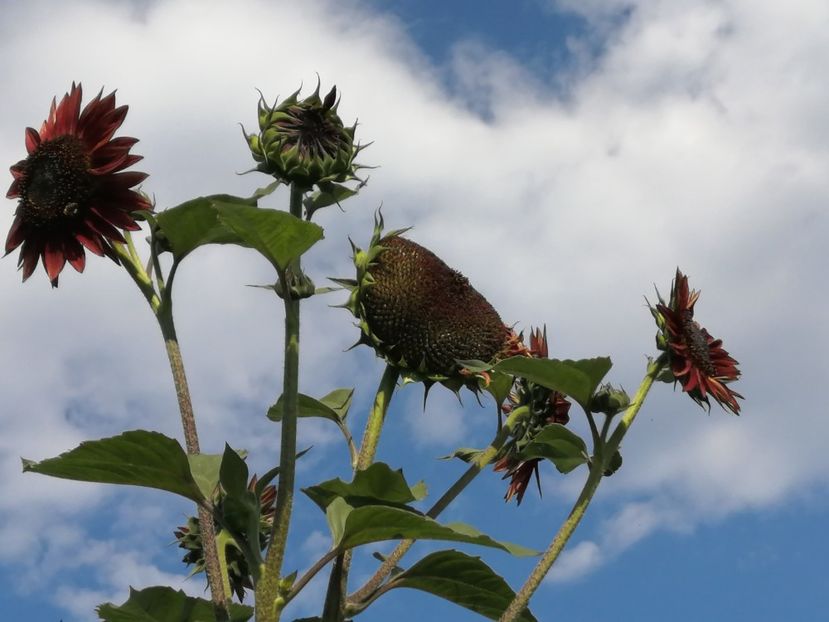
247,81,366,190
590,384,631,416
275,268,316,300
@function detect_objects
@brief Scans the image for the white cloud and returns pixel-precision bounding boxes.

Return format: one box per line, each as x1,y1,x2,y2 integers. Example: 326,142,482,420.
0,0,827,616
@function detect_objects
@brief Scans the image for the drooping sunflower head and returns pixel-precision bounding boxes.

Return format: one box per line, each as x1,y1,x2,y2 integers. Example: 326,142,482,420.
246,81,367,191
5,82,151,287
337,213,515,393
651,268,743,414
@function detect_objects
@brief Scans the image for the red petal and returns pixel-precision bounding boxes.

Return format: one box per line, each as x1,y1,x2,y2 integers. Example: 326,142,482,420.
85,214,126,243
74,227,105,256
20,244,40,281
25,127,41,154
103,171,148,188
55,83,83,136
40,97,58,140
90,153,143,175
91,205,139,230
5,216,27,252
6,179,20,199
10,161,26,180
43,240,67,282
64,237,86,273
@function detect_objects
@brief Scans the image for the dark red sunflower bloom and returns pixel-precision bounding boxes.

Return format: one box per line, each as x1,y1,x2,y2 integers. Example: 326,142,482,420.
5,83,151,286
655,269,742,414
495,327,572,505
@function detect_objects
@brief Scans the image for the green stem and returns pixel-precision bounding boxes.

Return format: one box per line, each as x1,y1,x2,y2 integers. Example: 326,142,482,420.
356,364,400,470
498,356,667,622
323,363,400,621
117,234,229,619
256,185,305,622
346,405,531,612
158,310,230,621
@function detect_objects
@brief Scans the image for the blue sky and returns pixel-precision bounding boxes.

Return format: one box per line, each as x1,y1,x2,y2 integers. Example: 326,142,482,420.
1,0,828,620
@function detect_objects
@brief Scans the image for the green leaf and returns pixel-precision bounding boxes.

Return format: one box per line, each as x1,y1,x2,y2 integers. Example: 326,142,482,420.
517,424,589,474
268,389,354,424
485,371,515,408
96,586,253,621
22,430,204,503
303,462,426,512
388,550,537,622
440,447,483,463
303,181,359,217
219,444,249,498
494,357,612,409
187,453,224,500
154,195,248,261
326,500,536,556
215,203,323,272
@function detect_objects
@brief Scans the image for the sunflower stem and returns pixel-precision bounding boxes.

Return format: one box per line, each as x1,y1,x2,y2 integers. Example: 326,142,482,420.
498,355,667,622
323,363,400,621
155,297,230,621
256,184,305,622
113,241,160,312
346,405,531,613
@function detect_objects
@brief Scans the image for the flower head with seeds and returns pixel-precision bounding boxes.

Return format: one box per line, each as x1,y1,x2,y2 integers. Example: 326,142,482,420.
5,83,151,287
652,269,742,414
336,213,516,395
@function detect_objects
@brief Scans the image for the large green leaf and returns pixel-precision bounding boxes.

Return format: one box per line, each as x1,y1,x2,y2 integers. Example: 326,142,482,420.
303,462,426,512
326,499,536,556
22,430,204,503
153,184,279,262
388,550,537,622
215,203,323,272
494,357,612,409
154,196,245,261
517,424,589,474
267,389,354,424
96,586,253,621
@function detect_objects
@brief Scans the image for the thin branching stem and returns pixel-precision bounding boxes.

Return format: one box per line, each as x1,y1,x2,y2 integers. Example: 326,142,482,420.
498,356,667,622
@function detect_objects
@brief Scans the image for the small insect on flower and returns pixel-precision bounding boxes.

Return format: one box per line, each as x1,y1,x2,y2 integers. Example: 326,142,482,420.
5,83,151,286
652,269,743,414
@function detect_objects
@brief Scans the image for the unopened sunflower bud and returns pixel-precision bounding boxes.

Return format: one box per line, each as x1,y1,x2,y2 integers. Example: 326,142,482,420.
247,82,366,190
275,268,316,300
590,384,630,416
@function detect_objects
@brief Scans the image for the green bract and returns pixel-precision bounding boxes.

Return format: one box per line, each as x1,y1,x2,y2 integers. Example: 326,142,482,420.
246,82,367,191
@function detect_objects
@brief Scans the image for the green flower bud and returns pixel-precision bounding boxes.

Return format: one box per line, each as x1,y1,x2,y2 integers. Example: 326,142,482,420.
590,384,631,416
246,81,367,191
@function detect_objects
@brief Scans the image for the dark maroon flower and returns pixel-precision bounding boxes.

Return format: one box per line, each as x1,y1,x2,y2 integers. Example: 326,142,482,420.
495,327,572,505
655,269,742,414
5,83,151,286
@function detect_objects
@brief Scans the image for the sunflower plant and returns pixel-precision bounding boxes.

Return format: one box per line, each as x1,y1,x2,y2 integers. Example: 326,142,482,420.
8,81,742,622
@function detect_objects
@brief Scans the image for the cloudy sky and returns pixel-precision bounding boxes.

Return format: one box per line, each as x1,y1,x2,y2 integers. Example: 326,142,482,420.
1,0,827,620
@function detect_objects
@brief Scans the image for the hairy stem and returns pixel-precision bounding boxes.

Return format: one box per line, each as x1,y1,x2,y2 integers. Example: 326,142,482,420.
118,234,229,618
498,356,667,622
323,364,400,621
158,306,230,620
256,185,305,622
347,405,531,612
